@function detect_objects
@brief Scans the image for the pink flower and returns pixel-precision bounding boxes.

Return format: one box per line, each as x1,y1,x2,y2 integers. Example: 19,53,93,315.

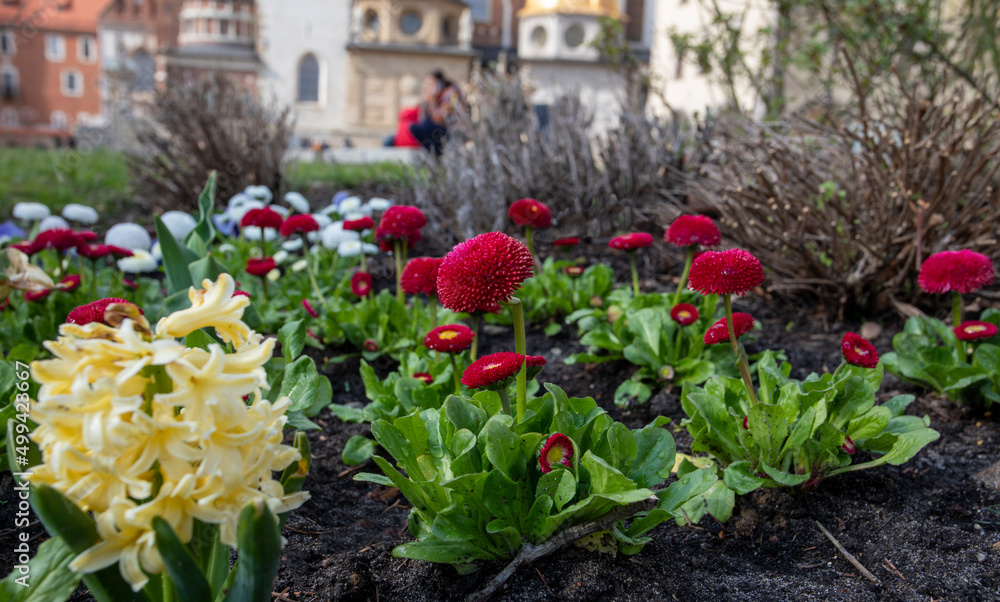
538,433,574,473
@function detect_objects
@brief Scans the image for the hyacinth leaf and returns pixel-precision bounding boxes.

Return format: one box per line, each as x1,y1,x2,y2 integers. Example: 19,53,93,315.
627,426,676,489
221,503,282,602
187,256,227,287
155,216,196,295
186,172,217,246
280,432,311,494
152,518,212,602
0,536,79,602
722,460,767,495
31,485,149,602
278,320,306,362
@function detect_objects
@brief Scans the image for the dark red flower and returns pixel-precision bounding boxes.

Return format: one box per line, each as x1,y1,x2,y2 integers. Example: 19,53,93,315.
343,216,375,232
66,297,142,325
351,272,373,297
375,206,427,242
35,228,83,252
378,229,422,252
413,372,433,384
918,250,994,294
742,415,749,430
279,214,320,237
364,339,379,352
841,332,879,368
123,278,139,290
302,299,319,318
508,198,552,229
233,290,250,299
665,215,721,248
78,231,98,243
564,265,585,277
401,257,443,295
106,245,135,258
461,351,525,389
954,321,999,341
525,355,546,380
246,257,277,277
703,313,756,345
841,436,855,455
437,232,534,313
58,274,81,292
552,237,580,249
10,240,39,255
24,289,50,302
670,303,699,326
241,207,284,230
688,249,764,296
608,232,654,251
78,244,112,259
538,433,574,473
424,324,475,353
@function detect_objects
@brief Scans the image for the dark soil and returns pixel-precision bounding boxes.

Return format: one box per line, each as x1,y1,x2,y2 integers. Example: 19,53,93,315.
3,244,999,601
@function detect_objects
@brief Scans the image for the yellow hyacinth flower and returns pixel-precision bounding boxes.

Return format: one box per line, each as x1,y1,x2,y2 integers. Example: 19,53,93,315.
29,276,309,592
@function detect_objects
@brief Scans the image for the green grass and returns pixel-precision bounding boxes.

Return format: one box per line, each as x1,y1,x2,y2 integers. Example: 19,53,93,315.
286,161,411,191
0,148,131,216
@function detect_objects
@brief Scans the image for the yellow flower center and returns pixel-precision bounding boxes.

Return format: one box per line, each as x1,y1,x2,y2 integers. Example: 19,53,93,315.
485,363,502,371
439,330,459,340
547,446,565,464
678,311,691,321
967,325,987,333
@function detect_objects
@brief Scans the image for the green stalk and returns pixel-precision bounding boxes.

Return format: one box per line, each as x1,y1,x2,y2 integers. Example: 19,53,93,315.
525,226,537,267
260,275,268,303
394,239,405,304
302,235,326,304
259,234,267,264
498,387,512,417
673,246,695,306
430,294,438,328
90,258,98,298
506,297,528,422
724,295,758,405
953,291,967,362
629,251,640,298
470,314,480,361
449,353,461,395
360,243,368,272
162,575,175,602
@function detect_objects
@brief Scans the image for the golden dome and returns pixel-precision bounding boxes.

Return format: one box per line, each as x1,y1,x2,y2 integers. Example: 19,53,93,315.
519,0,622,18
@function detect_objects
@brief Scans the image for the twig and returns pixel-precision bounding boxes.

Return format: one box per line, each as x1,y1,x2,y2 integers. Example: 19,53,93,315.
337,463,368,478
466,495,658,602
882,557,905,580
534,568,554,596
815,521,880,585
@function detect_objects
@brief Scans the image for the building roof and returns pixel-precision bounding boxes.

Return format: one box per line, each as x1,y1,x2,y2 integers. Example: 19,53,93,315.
0,0,111,33
520,0,621,18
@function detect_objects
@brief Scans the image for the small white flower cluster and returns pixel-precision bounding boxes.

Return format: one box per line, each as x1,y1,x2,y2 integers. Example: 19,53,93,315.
317,195,393,218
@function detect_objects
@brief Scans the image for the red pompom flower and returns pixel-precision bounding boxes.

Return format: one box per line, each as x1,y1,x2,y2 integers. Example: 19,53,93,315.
437,232,535,313
538,433,574,473
106,245,135,258
552,236,580,249
609,232,654,251
704,313,756,345
665,215,721,248
78,244,112,259
241,207,284,230
375,206,427,242
954,321,998,341
246,257,277,277
24,289,50,302
302,299,319,318
279,214,320,237
424,324,475,353
232,290,250,299
918,250,994,294
343,216,375,232
461,351,526,389
413,372,433,384
688,249,764,296
66,297,142,325
670,303,699,326
351,272,373,297
564,265,585,277
508,198,552,229
401,257,443,295
841,332,879,368
35,228,83,252
58,274,81,292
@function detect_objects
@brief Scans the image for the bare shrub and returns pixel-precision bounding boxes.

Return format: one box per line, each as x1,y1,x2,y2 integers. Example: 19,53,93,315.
685,79,1000,316
410,73,689,248
127,73,293,210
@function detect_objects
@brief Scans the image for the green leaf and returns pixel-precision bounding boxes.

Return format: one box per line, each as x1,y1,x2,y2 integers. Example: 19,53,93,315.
626,307,663,357
760,462,809,486
0,537,79,602
342,435,377,466
443,396,487,434
278,320,306,362
483,416,523,479
536,468,577,511
430,513,481,543
155,216,196,295
543,322,562,336
392,539,497,565
582,452,636,495
222,503,283,602
187,256,227,286
184,329,218,352
524,495,555,544
847,406,891,441
279,356,321,413
614,379,652,408
828,428,941,477
152,517,212,602
186,173,217,246
627,426,676,489
658,467,718,514
722,460,766,495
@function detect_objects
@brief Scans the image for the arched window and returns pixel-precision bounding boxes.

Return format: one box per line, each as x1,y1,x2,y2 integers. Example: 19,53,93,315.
297,54,319,103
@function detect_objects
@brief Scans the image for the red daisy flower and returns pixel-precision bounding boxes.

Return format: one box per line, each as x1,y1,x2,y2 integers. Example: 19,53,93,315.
553,236,580,248
688,249,764,296
123,278,139,290
246,257,277,277
742,415,749,430
10,240,40,255
665,215,721,248
106,245,135,258
413,372,433,384
918,250,994,294
279,214,320,237
78,244,112,259
538,433,574,473
58,274,81,292
35,228,83,252
424,324,475,353
364,339,379,352
375,206,427,241
609,232,654,251
401,257,443,295
24,289,50,302
670,303,699,326
351,272,373,297
841,332,879,368
343,216,375,232
302,299,319,318
378,229,422,252
508,198,552,229
66,297,142,325
461,351,526,389
233,290,250,298
241,207,284,230
564,265,585,277
78,231,98,243
703,313,756,345
954,321,999,341
437,232,534,313
841,436,855,455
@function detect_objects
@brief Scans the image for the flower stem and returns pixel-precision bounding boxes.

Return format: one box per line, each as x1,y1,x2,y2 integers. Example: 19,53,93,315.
629,251,640,298
360,246,368,272
449,353,461,395
673,246,695,306
471,314,480,361
724,295,758,405
260,275,268,303
507,297,528,423
498,386,512,417
303,236,326,304
953,291,967,362
430,294,438,328
525,227,538,269
394,240,405,304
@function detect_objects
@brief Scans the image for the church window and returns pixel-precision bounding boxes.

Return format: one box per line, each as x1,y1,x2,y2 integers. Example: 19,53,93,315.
297,54,320,103
531,26,547,48
400,10,423,35
564,24,585,48
364,10,379,35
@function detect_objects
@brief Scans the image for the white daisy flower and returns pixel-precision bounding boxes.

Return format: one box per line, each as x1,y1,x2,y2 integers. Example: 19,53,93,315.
38,215,70,231
365,197,393,212
281,238,304,252
161,211,197,240
290,259,309,272
217,243,237,254
284,192,310,213
320,222,360,249
245,185,273,203
226,200,266,224
105,223,152,250
363,243,379,255
227,192,253,210
151,240,162,262
273,250,289,265
270,205,291,218
337,240,363,257
61,203,99,225
312,213,333,229
243,226,279,242
266,268,281,281
12,202,50,221
118,249,159,273
338,196,363,214
342,212,368,222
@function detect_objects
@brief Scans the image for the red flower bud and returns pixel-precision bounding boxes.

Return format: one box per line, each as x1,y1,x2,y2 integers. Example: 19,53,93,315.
538,433,574,473
302,299,319,318
609,232,654,251
703,313,755,345
842,435,855,455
